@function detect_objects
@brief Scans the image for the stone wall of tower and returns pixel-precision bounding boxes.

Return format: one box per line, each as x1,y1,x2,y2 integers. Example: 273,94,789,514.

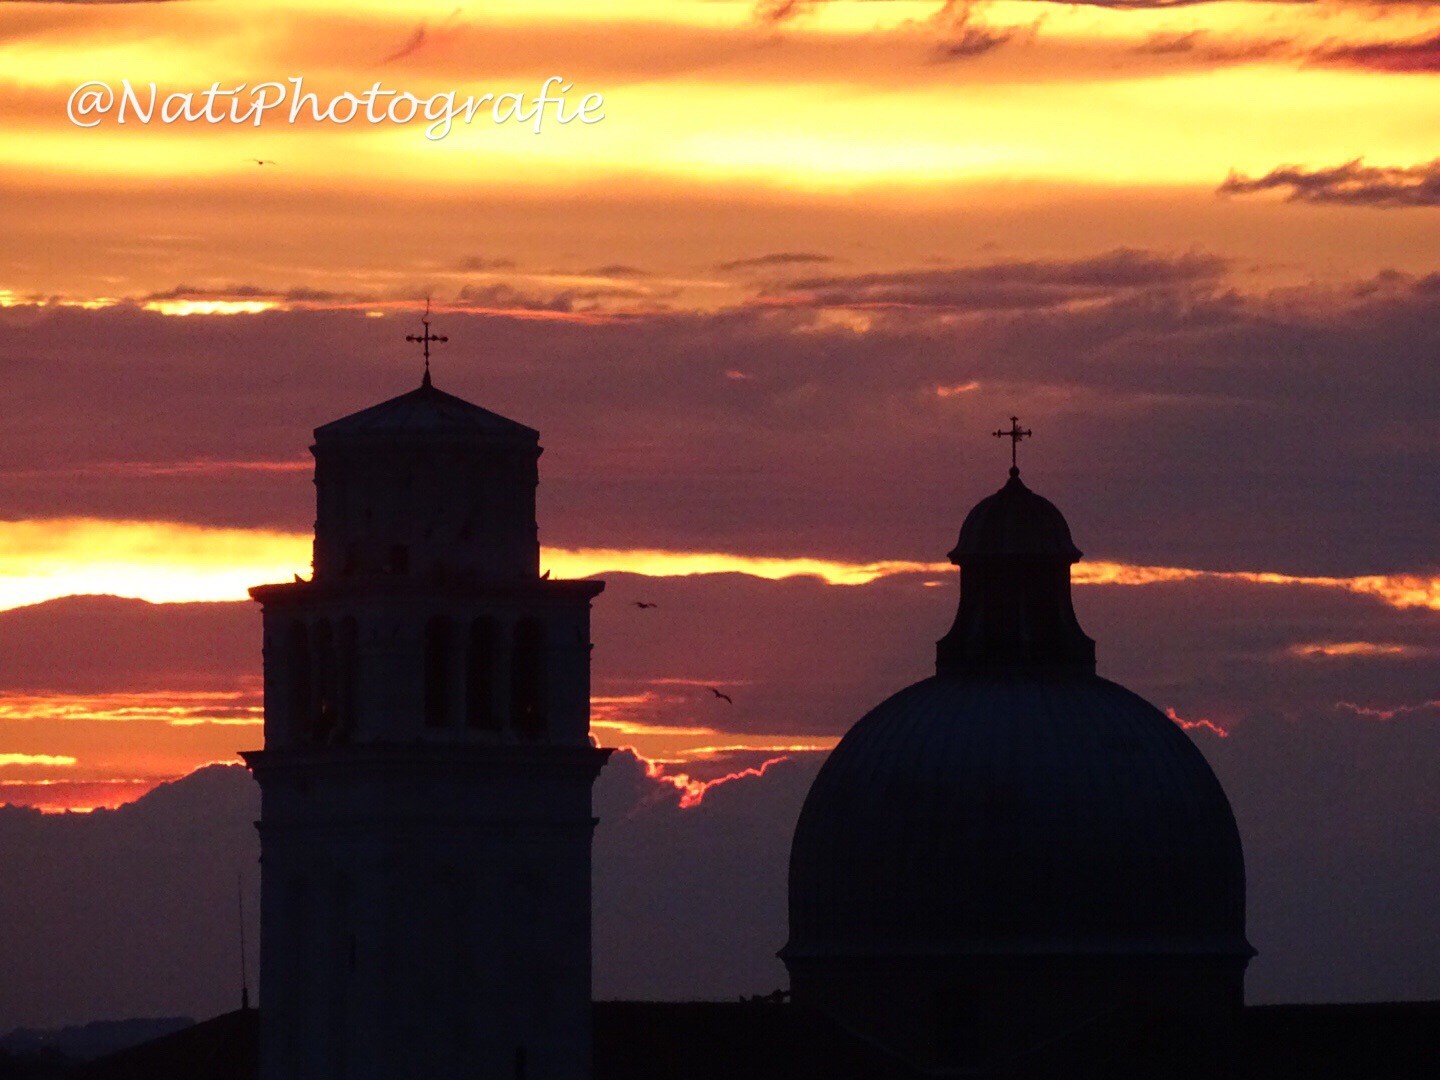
249,740,605,1080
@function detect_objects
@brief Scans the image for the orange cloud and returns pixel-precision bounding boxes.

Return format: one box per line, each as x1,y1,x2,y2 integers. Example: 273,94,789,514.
0,778,160,814
545,547,950,584
0,753,77,767
590,685,839,765
0,519,309,610
1074,561,1440,613
1335,698,1440,722
1287,641,1425,659
664,742,835,758
0,689,261,726
643,753,793,809
0,677,826,812
1,519,1437,613
1164,707,1229,739
141,299,280,316
0,459,311,480
935,380,981,397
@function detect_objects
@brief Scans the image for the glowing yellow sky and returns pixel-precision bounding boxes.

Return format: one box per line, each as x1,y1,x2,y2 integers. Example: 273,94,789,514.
5,2,1437,190
0,517,1434,612
3,512,1430,814
4,0,1440,304
3,1,1438,815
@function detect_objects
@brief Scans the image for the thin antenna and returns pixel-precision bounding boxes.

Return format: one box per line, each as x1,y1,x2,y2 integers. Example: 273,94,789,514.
238,870,251,1011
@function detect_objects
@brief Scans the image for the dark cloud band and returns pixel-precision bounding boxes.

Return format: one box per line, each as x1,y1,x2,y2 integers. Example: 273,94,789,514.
1219,158,1440,208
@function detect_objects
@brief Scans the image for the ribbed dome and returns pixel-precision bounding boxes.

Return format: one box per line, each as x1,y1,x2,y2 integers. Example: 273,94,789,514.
785,455,1251,1070
952,469,1081,562
785,675,1250,960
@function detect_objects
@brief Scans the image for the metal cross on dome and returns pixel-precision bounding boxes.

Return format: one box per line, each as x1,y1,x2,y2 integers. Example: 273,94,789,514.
993,416,1032,473
406,298,448,386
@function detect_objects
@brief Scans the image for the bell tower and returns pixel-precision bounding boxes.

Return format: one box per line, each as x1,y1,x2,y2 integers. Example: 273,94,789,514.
243,339,609,1080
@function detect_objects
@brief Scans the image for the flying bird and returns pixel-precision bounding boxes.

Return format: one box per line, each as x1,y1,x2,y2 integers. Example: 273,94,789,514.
632,601,657,609
382,24,428,64
382,8,462,64
706,686,733,705
248,159,276,166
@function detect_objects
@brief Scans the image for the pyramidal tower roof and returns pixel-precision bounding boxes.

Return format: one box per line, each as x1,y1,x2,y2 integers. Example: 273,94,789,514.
313,375,538,444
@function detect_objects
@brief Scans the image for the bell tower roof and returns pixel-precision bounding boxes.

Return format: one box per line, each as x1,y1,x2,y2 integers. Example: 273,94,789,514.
314,378,538,445
306,357,543,584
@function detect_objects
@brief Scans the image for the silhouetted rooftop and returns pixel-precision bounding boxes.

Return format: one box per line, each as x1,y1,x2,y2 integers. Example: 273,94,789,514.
64,1010,256,1080
29,1001,1434,1080
950,470,1081,563
313,378,538,444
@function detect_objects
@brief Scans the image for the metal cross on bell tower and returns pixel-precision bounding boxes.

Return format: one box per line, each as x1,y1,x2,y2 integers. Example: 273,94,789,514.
406,298,448,387
993,415,1032,476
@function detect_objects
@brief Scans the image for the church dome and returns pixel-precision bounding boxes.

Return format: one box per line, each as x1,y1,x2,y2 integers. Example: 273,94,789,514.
784,457,1251,967
785,675,1250,960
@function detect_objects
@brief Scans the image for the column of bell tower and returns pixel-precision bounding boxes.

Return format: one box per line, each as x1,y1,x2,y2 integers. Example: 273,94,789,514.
244,371,609,1080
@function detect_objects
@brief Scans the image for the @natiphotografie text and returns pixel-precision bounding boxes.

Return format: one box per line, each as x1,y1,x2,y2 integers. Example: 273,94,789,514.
66,76,604,140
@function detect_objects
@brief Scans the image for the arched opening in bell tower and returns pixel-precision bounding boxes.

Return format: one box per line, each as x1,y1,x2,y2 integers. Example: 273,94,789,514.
313,619,337,741
337,617,358,740
511,619,547,738
387,544,409,575
465,617,499,731
285,619,311,744
424,616,454,727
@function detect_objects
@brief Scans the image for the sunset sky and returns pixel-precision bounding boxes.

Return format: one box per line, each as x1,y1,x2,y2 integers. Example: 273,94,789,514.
0,0,1437,1020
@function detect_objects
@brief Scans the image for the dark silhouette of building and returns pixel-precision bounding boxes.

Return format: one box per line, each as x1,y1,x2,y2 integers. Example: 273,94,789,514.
47,1001,1440,1080
242,367,609,1080
70,1010,258,1080
8,410,1435,1079
782,454,1255,1076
